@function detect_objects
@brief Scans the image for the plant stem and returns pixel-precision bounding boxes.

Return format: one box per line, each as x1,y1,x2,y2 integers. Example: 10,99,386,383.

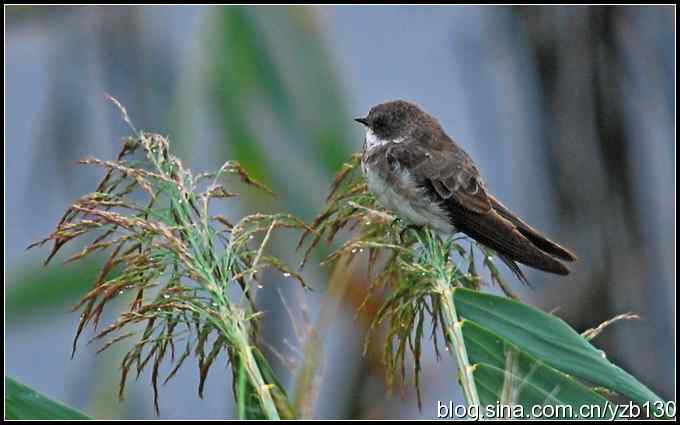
235,333,280,420
217,312,280,420
434,279,481,408
237,358,246,419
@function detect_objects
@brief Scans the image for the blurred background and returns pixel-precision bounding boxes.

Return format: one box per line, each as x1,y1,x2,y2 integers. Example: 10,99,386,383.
5,5,675,419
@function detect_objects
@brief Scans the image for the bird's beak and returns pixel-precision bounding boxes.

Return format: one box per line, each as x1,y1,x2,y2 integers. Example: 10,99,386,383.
354,117,369,126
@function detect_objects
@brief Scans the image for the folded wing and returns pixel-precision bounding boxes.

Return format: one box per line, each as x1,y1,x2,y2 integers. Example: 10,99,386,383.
386,141,576,277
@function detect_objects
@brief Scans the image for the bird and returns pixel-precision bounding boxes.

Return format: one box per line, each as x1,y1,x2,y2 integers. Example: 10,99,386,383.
355,100,576,281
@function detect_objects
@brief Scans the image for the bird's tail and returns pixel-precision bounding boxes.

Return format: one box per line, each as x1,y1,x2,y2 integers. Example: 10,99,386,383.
488,195,577,262
453,202,574,276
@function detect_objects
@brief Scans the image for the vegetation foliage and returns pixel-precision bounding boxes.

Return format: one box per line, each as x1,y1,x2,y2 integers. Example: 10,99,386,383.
299,154,666,417
23,117,665,419
29,118,309,419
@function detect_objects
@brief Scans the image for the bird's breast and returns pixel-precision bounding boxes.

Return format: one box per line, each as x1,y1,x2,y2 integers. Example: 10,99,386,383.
361,155,455,235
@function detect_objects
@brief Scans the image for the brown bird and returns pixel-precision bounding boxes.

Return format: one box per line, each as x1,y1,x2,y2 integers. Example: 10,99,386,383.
355,100,576,282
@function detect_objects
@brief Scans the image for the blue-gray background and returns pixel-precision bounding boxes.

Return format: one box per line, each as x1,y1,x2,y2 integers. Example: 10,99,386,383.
5,5,675,419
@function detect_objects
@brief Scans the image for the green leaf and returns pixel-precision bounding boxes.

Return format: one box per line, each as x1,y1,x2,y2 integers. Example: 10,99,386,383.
461,320,614,419
5,376,91,420
453,287,663,406
210,6,276,186
208,7,353,219
264,7,354,174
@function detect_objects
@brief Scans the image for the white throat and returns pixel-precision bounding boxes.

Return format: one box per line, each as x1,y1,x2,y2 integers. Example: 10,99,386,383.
365,128,402,151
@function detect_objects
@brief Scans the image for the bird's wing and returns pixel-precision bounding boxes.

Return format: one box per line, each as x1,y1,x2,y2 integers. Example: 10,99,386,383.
388,143,492,214
444,198,570,275
421,147,492,214
488,195,577,262
385,142,570,276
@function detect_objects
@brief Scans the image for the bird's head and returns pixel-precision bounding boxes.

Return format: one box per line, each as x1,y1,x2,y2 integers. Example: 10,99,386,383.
355,100,424,141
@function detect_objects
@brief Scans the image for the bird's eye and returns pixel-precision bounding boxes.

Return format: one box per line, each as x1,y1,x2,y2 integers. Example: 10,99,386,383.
373,117,386,130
